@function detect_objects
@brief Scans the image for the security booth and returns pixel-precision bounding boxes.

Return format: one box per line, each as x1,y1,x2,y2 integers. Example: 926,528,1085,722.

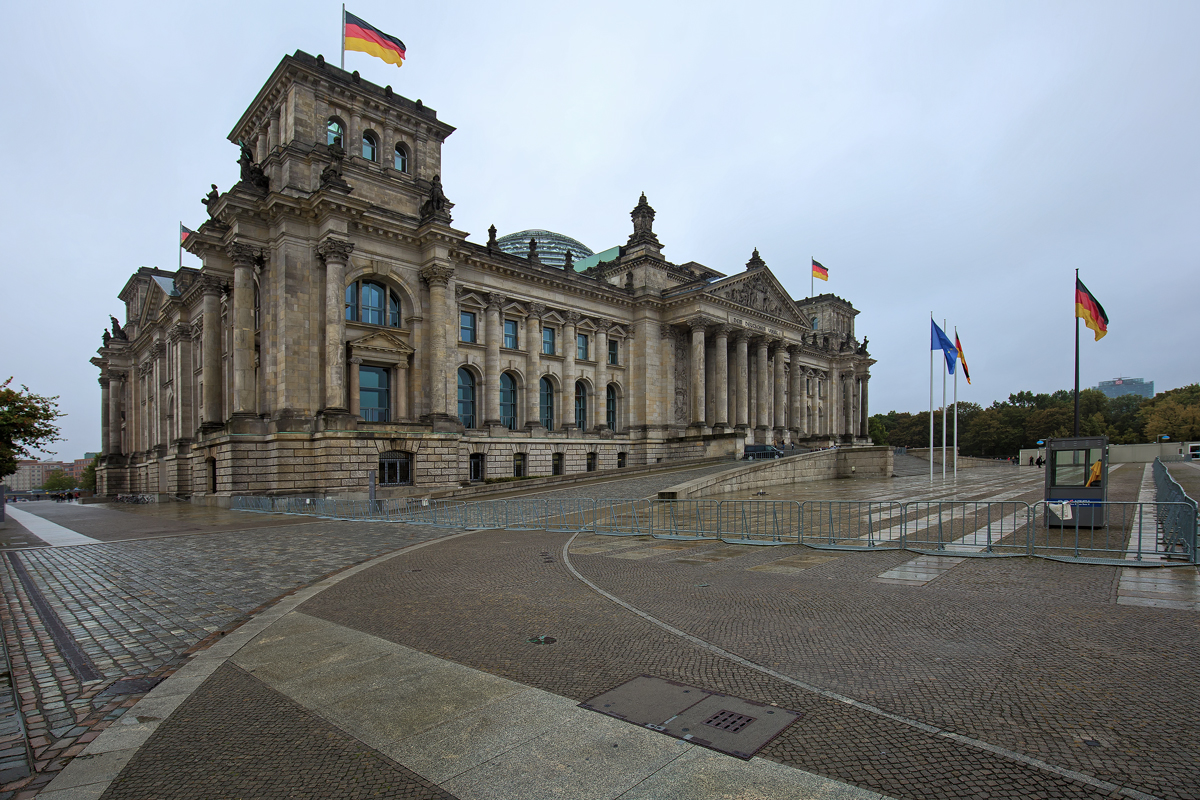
1044,436,1108,527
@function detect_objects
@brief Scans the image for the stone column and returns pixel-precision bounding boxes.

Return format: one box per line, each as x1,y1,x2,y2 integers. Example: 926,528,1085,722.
99,376,110,456
525,303,545,430
201,281,223,425
397,358,410,420
562,312,579,429
661,325,678,427
734,332,749,431
594,321,610,430
420,263,455,421
349,357,363,416
484,293,504,426
843,368,854,441
267,114,279,152
108,371,125,455
860,374,870,437
788,345,804,437
826,367,839,437
689,320,707,429
772,342,787,439
228,243,258,416
712,325,730,431
318,239,354,413
755,339,770,441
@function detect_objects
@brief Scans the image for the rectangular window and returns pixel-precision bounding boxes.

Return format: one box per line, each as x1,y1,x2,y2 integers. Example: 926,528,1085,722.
460,311,477,343
360,366,390,423
577,333,589,361
513,453,527,478
608,339,619,365
503,319,518,349
542,327,555,355
1051,449,1103,488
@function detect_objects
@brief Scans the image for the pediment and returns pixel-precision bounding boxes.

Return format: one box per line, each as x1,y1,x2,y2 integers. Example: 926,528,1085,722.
707,270,805,324
348,330,414,356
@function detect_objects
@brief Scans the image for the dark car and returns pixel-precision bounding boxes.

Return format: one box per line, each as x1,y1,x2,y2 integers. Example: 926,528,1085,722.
743,445,783,460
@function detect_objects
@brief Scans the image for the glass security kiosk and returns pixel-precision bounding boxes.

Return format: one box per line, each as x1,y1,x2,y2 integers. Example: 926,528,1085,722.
1044,436,1108,527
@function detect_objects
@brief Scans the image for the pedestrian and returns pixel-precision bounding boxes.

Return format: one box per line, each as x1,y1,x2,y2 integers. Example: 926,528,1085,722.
1028,456,1034,467
1036,456,1044,469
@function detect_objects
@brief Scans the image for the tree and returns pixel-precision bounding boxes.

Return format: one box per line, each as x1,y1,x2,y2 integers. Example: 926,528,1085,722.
81,455,98,492
0,378,63,479
41,470,75,492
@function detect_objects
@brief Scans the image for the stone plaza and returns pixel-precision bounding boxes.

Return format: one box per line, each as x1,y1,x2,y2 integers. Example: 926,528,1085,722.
1,460,1198,799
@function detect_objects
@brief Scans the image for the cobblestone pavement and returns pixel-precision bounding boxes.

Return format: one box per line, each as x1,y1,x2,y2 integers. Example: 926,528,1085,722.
300,523,1199,800
0,512,460,799
100,663,457,800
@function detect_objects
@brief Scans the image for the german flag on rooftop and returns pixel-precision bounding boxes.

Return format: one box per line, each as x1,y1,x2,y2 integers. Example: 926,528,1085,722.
344,12,406,67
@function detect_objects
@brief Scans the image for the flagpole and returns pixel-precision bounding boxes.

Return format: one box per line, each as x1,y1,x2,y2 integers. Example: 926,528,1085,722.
929,314,934,484
811,258,814,298
178,223,183,269
340,4,346,70
942,319,948,481
1074,268,1081,436
953,360,958,480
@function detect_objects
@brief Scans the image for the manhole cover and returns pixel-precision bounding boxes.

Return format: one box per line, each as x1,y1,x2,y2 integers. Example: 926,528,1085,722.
703,710,756,733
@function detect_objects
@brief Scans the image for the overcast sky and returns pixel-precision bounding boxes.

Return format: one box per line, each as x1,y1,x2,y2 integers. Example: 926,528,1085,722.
3,1,1197,460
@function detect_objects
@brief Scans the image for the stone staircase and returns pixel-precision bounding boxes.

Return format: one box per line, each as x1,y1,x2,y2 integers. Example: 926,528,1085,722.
892,453,932,477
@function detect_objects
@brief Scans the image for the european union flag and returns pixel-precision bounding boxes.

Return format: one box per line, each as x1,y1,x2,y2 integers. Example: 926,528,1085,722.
931,319,958,374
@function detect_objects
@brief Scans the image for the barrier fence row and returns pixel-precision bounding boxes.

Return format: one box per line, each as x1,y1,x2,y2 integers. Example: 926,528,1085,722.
231,493,1198,565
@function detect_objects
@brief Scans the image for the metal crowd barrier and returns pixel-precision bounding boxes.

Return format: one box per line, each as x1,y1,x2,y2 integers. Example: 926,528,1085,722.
228,493,1199,565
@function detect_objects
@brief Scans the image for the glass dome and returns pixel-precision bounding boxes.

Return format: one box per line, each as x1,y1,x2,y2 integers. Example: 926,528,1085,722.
496,229,594,270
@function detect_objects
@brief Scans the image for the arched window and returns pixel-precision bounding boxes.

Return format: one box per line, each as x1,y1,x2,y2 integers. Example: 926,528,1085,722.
575,382,588,430
362,131,378,162
539,377,554,430
327,117,345,148
394,143,409,173
345,280,401,327
500,372,517,430
458,368,476,428
379,451,412,485
606,384,618,431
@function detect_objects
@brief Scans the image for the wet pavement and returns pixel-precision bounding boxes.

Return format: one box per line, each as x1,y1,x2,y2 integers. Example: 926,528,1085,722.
0,462,1197,799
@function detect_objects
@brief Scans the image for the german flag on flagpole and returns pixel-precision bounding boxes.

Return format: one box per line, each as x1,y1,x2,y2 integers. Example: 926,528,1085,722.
812,258,829,281
344,11,406,68
180,223,197,246
1075,277,1108,341
954,329,971,385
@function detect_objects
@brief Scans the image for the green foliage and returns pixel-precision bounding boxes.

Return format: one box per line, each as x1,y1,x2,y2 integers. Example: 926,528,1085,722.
872,384,1200,457
0,378,64,479
41,470,75,492
81,455,98,492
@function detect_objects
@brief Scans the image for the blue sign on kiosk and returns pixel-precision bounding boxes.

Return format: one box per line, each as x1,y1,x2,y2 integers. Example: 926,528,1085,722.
1044,436,1108,528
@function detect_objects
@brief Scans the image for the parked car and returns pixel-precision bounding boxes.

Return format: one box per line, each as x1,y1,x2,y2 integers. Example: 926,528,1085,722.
743,445,783,460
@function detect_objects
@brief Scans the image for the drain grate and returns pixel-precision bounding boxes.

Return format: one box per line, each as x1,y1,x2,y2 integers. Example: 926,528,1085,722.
703,710,756,733
98,677,164,697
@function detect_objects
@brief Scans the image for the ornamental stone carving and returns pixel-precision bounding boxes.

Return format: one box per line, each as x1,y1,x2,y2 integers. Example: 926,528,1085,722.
486,293,506,312
563,311,581,325
659,324,678,341
526,302,546,319
316,238,355,264
419,263,454,286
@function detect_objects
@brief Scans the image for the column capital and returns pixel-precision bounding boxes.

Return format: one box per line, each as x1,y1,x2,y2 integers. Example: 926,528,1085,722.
527,302,546,319
420,263,454,286
787,343,803,357
733,329,751,344
98,376,109,387
711,324,732,338
199,274,226,296
166,322,190,343
660,323,679,341
317,238,355,264
595,319,613,334
108,369,127,381
486,292,506,312
687,315,718,332
563,311,581,325
349,356,364,365
226,242,258,267
770,340,788,356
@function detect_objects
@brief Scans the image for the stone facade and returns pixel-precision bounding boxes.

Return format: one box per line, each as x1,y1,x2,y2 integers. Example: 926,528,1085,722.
92,51,875,499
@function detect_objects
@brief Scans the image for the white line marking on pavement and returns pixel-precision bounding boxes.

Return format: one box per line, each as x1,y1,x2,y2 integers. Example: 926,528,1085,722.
3,506,102,546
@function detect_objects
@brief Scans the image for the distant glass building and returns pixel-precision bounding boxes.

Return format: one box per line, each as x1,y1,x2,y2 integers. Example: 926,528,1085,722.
1096,377,1154,399
495,229,594,270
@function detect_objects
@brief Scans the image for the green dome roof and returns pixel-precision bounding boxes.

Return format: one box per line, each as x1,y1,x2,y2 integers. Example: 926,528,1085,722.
496,229,594,269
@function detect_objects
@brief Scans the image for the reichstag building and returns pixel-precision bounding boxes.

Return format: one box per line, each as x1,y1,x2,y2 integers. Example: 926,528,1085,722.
92,51,874,498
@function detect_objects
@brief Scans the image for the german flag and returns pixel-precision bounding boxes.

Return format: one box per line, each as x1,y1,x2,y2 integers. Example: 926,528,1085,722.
344,12,406,67
180,223,197,246
812,258,828,281
1075,277,1108,341
955,329,971,385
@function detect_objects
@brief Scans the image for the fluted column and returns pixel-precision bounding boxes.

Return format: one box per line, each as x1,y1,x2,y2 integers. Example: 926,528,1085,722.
228,244,257,415
201,281,223,425
772,343,787,438
349,357,363,416
99,376,110,456
843,368,854,440
562,312,579,429
420,263,455,419
788,345,803,437
595,321,610,430
526,303,545,430
396,358,410,420
861,375,870,437
712,326,730,431
484,293,504,426
755,338,770,440
108,371,125,455
318,239,354,413
661,325,678,427
689,320,707,428
734,332,749,430
807,372,817,437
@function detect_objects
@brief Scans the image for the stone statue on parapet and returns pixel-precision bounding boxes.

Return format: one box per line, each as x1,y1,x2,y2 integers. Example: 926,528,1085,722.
201,184,219,217
320,143,350,191
109,316,127,341
419,175,454,222
237,140,269,193
856,337,869,355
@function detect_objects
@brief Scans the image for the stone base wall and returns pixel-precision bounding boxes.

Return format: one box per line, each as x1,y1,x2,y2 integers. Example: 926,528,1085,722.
659,446,893,499
907,449,1014,469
